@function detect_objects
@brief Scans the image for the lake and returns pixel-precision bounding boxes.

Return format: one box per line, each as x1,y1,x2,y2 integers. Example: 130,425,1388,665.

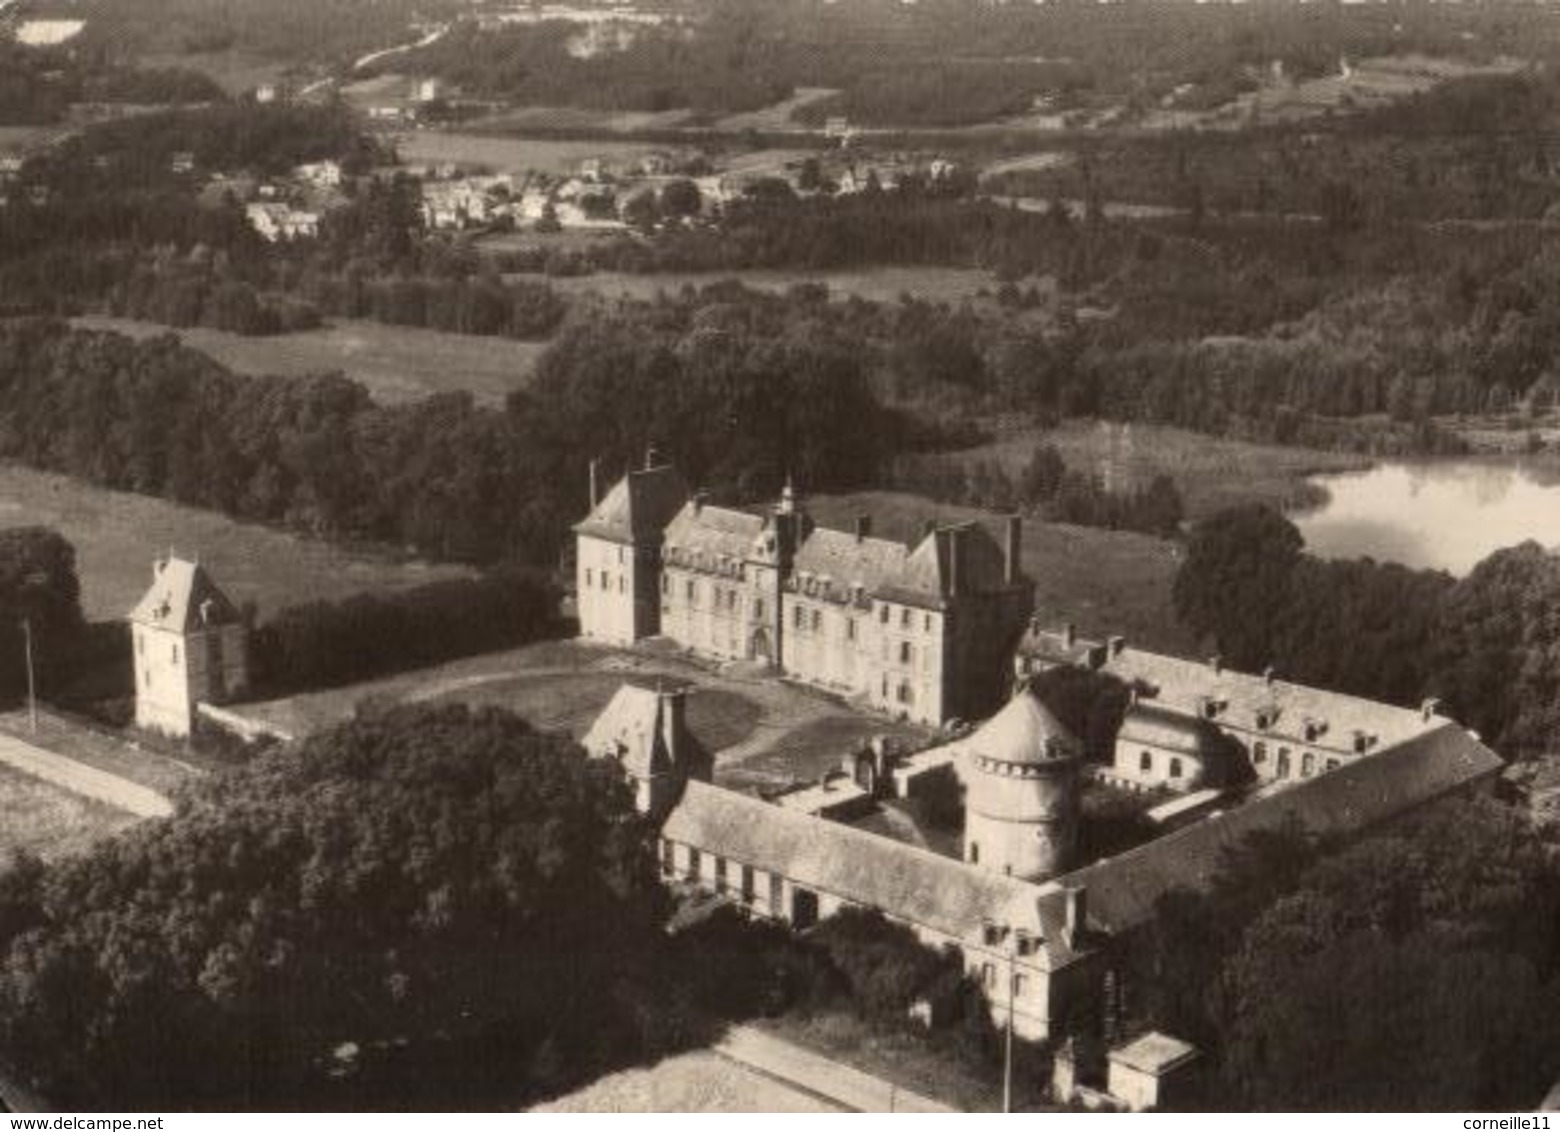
1295,460,1560,576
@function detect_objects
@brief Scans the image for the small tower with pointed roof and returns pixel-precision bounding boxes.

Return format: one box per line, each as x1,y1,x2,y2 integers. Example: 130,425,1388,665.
581,681,710,819
129,555,249,738
961,685,1083,882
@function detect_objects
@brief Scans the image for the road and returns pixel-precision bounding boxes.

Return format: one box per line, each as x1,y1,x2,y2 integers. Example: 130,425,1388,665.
715,1024,957,1113
0,731,172,819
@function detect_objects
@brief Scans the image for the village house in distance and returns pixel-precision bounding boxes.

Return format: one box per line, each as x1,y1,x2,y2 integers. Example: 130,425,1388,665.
574,455,1032,727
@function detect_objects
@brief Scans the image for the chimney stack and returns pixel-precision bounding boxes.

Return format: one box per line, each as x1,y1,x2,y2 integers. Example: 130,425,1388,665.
1064,886,1088,948
855,514,872,544
946,527,960,597
693,488,707,515
1421,697,1442,722
1005,515,1022,584
1210,655,1223,674
922,518,937,539
1063,622,1077,648
1107,635,1126,657
1263,665,1276,687
588,458,601,509
644,444,661,471
659,685,687,769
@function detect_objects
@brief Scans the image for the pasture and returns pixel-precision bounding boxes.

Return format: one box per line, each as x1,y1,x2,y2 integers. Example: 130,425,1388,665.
0,465,473,621
71,316,544,408
0,763,137,862
395,131,667,176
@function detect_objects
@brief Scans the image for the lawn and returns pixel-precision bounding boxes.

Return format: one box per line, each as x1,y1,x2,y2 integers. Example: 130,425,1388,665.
542,266,1001,306
720,713,926,793
71,316,545,408
396,131,668,177
0,763,138,862
807,490,1196,655
965,420,1367,521
0,464,473,621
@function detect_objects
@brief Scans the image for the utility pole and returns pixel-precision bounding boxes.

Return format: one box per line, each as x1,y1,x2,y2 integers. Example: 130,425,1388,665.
1004,928,1017,1114
21,617,36,735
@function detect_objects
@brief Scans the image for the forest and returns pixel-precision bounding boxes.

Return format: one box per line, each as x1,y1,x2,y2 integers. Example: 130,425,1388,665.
1173,503,1560,761
0,41,224,126
1132,800,1560,1110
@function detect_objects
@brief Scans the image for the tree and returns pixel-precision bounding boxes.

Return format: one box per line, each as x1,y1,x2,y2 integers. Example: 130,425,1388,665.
0,704,671,1109
0,527,85,699
1172,505,1304,668
659,178,702,218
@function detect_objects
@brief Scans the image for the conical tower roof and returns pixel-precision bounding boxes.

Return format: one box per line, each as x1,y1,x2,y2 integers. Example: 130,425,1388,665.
966,689,1082,766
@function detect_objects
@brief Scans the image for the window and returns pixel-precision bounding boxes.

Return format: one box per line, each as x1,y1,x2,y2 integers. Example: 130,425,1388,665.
970,842,981,865
897,681,913,705
924,613,932,633
900,608,911,629
881,675,889,698
754,598,765,619
1301,752,1315,778
847,619,857,642
741,865,755,902
688,848,701,876
586,568,594,588
714,857,728,893
1326,758,1341,771
686,580,696,604
900,641,913,665
661,575,668,595
1169,757,1183,779
1253,741,1267,764
879,604,890,624
793,606,804,629
171,643,179,664
811,609,821,631
661,840,675,876
1277,749,1292,778
600,571,610,591
982,963,996,989
1139,751,1152,772
143,669,150,689
1013,973,1028,997
769,873,783,910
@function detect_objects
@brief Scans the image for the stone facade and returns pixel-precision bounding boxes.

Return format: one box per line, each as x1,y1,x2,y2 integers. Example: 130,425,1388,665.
129,557,249,739
576,465,1033,727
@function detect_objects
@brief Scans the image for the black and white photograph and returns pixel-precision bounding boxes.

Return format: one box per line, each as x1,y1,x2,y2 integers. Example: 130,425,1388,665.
0,0,1558,1116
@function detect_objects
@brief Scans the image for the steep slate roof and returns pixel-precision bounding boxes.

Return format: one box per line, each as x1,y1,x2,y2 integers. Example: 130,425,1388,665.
957,689,1082,766
791,526,909,604
1117,702,1221,757
876,523,1012,609
662,502,764,567
1098,646,1436,756
1052,720,1504,934
1110,1032,1199,1075
128,558,241,633
1016,625,1110,670
580,683,683,777
663,780,1078,961
574,464,689,545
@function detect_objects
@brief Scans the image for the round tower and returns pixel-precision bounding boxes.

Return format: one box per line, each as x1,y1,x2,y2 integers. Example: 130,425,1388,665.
960,688,1083,882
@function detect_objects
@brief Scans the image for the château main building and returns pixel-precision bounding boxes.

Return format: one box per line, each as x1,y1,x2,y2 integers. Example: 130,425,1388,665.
575,456,1033,726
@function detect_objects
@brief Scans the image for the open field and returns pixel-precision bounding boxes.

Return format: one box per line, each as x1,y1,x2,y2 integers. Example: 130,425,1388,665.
965,420,1368,521
0,465,473,621
395,131,667,176
808,490,1195,654
471,105,696,135
0,763,137,862
71,316,544,408
542,266,1001,306
715,89,839,133
0,125,62,153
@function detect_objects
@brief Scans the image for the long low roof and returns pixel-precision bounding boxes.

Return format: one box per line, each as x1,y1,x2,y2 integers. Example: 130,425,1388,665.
662,780,1081,964
1053,720,1504,934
